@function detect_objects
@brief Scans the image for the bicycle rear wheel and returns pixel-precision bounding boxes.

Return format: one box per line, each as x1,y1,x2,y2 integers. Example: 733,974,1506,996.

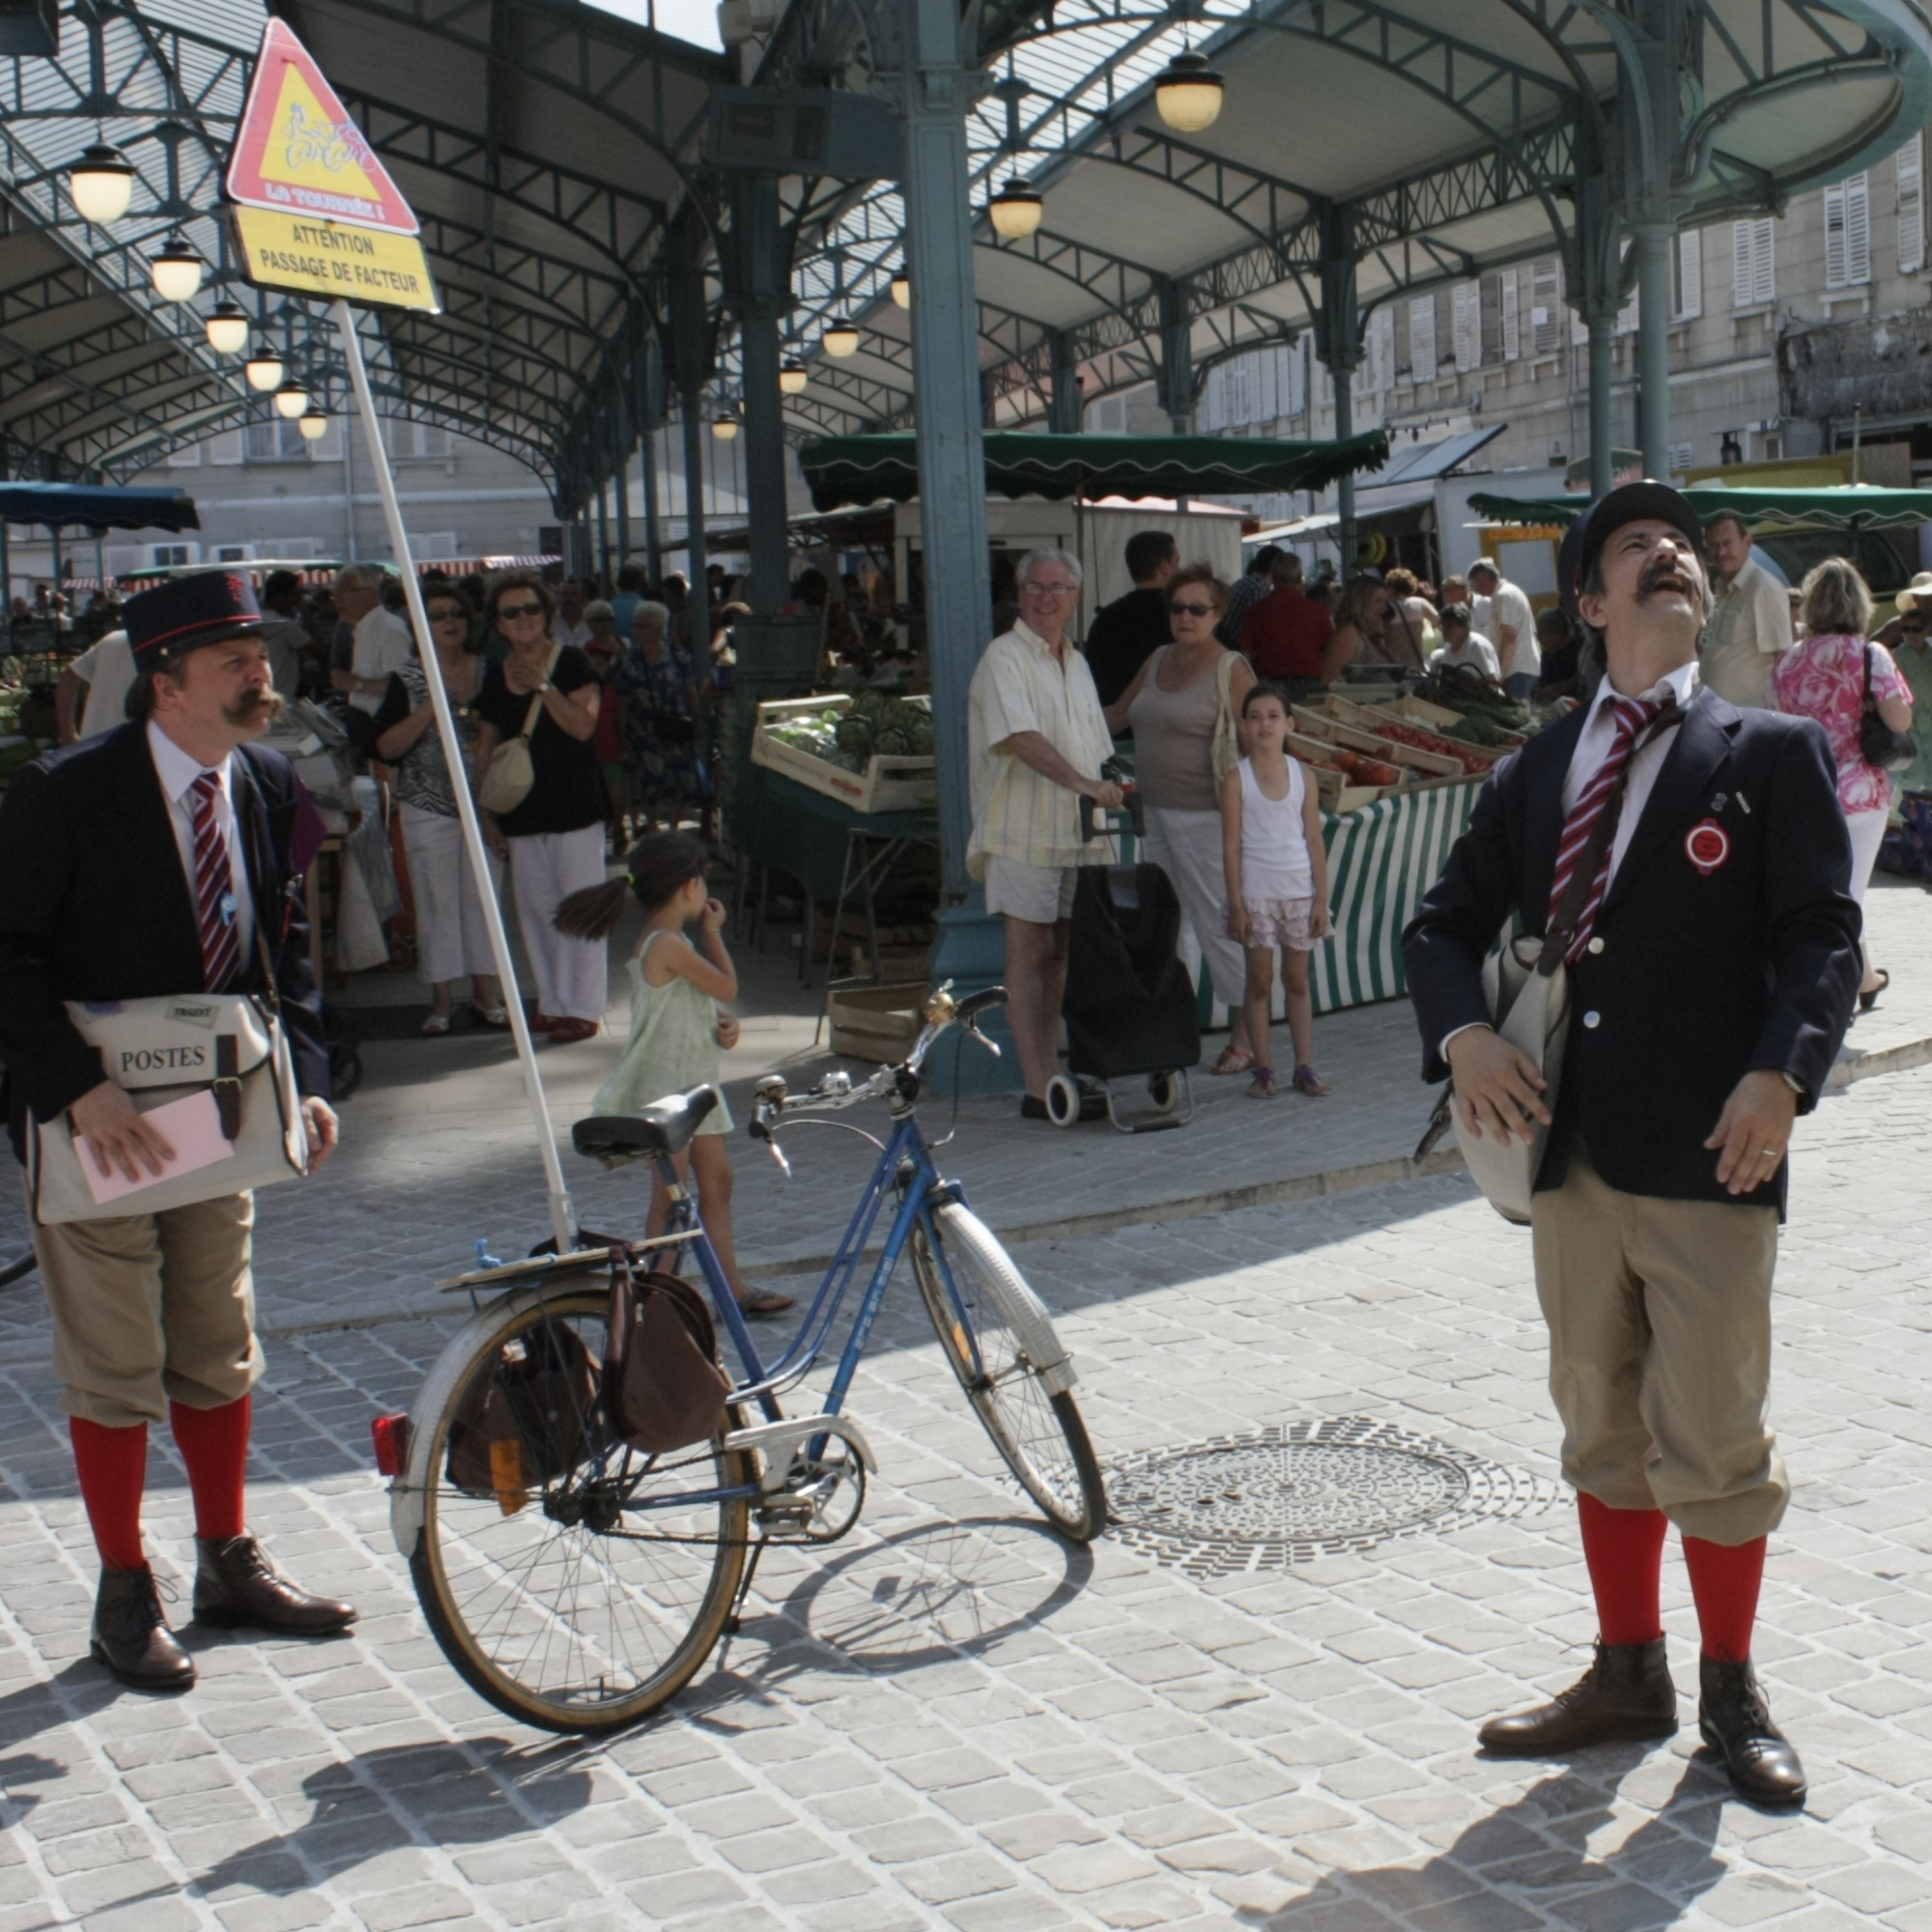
910,1202,1107,1542
404,1286,753,1734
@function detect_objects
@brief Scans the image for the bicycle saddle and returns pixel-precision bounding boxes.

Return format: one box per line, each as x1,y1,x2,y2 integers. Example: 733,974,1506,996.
573,1085,720,1162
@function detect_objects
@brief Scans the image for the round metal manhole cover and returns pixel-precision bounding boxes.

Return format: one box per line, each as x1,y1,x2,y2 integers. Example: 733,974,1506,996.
1108,1417,1558,1576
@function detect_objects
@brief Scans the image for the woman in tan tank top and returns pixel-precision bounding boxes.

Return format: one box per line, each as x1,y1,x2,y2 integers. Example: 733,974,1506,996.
1103,564,1260,1075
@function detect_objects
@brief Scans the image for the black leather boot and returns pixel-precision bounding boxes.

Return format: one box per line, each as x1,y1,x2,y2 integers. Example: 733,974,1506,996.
1479,1638,1678,1754
92,1566,195,1690
1699,1656,1806,1806
192,1536,357,1635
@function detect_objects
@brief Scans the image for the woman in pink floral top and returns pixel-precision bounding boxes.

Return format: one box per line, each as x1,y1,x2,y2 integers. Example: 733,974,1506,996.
1770,557,1913,1007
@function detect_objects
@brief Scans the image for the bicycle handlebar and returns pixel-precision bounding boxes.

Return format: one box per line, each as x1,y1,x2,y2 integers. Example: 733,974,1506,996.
752,982,1009,1137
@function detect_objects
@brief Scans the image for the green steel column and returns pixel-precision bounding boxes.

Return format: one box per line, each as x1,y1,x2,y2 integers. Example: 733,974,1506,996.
731,175,794,616
899,0,991,898
1314,213,1360,573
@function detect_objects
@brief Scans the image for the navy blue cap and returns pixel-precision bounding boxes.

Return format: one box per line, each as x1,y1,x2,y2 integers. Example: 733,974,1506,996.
125,570,263,671
1572,480,1706,598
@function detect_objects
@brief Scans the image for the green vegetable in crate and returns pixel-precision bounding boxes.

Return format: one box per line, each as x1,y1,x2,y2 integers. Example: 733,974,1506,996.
835,713,876,757
873,727,912,756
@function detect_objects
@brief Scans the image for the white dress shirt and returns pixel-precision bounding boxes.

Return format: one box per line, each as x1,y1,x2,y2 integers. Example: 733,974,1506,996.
1560,659,1701,886
351,605,413,715
147,722,255,964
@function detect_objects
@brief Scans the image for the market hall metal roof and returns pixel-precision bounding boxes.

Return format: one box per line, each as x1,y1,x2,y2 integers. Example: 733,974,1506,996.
0,0,723,494
0,0,1929,504
771,0,1932,438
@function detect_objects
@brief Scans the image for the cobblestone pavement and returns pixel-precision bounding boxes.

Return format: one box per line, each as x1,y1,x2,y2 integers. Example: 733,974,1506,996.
4,957,1932,1927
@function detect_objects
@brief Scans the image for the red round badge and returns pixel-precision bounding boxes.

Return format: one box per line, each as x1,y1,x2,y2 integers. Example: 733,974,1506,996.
1686,818,1730,875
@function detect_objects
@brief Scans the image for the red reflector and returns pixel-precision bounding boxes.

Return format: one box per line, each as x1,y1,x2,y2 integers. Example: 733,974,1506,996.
371,1413,411,1477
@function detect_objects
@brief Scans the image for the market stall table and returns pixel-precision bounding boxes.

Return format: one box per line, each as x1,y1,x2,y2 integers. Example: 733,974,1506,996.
734,764,938,990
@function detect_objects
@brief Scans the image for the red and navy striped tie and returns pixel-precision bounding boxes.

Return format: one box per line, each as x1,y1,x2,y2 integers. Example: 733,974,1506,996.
191,771,242,992
1548,696,1670,963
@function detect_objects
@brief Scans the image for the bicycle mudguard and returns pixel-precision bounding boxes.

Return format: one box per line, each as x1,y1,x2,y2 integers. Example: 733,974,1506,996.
931,1201,1079,1396
722,1412,878,1492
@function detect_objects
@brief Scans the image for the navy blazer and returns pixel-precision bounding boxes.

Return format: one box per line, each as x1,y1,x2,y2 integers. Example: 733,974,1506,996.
1402,688,1861,1209
0,722,329,1158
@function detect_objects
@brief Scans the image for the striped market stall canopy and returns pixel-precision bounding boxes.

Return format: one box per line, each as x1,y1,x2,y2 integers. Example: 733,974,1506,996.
1180,778,1486,1025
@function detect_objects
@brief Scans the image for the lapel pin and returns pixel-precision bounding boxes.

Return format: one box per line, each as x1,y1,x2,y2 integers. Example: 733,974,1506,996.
1736,791,1751,813
1711,793,1727,812
1686,819,1731,875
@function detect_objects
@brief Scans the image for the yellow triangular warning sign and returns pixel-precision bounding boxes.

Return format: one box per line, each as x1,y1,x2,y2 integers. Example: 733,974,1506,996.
226,19,417,235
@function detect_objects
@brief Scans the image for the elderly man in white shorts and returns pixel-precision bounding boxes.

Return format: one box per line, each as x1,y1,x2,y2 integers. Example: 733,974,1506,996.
967,548,1122,1118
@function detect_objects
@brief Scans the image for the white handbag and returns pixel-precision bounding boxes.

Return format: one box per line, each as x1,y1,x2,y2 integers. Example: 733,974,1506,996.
29,992,310,1224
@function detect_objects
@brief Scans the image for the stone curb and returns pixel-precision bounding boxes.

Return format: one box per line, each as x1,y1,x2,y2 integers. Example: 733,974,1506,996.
0,1032,1922,1358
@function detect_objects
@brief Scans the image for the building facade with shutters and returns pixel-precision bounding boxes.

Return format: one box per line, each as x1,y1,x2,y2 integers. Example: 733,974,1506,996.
1102,130,1932,521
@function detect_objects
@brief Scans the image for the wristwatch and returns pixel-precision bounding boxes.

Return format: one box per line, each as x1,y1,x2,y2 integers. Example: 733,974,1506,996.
1780,1071,1804,1095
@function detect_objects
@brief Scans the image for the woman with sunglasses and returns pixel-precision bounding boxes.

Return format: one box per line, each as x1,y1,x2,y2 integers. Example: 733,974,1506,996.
1103,563,1260,1076
472,571,609,1046
373,587,507,1035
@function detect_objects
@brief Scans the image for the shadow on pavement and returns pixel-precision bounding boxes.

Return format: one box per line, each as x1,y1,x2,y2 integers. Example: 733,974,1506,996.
189,1737,596,1901
685,1513,1094,1711
1244,1760,1729,1930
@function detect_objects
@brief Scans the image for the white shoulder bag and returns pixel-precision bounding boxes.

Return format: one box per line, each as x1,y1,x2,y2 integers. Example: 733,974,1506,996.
29,957,310,1225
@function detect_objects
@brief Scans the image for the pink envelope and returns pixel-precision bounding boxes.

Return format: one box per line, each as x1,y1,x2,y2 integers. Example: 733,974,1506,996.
78,1090,236,1206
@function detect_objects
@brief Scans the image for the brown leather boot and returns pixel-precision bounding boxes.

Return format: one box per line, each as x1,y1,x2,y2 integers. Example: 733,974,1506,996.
192,1536,357,1635
1699,1657,1806,1807
1478,1638,1678,1755
92,1566,195,1690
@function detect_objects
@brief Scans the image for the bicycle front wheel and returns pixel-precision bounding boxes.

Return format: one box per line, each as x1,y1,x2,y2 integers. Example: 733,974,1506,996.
403,1286,753,1734
911,1201,1107,1541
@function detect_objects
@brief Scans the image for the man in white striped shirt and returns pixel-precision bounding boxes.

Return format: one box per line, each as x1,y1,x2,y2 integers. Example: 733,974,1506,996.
967,549,1122,1117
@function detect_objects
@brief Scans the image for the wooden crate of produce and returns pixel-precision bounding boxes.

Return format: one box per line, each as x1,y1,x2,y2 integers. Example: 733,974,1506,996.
1321,690,1521,750
752,694,937,813
1292,705,1466,779
828,981,928,1063
1287,733,1390,813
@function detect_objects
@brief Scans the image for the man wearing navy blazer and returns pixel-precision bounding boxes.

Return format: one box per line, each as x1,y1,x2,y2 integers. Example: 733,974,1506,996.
0,571,355,1692
1405,482,1861,1807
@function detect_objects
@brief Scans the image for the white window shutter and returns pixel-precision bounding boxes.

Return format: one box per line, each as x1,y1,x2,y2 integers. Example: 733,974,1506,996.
1900,135,1925,274
1452,281,1481,371
1408,294,1436,381
1846,171,1871,284
165,440,201,468
1531,258,1561,354
207,429,244,466
1753,219,1775,303
1673,229,1702,320
1825,182,1849,288
1258,347,1278,422
1734,218,1774,305
1500,267,1520,360
1733,220,1753,304
1286,339,1306,418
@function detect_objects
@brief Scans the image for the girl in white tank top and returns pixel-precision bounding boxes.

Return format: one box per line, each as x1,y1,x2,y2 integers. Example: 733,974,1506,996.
1219,683,1333,1098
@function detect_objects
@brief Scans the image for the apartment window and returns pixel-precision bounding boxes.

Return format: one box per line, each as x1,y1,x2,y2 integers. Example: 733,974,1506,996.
1365,308,1394,393
1824,173,1871,288
1900,133,1925,274
1281,338,1307,418
1499,266,1520,361
165,441,201,468
245,418,310,462
1672,229,1703,320
1732,218,1775,306
1407,293,1436,381
1530,258,1562,355
384,419,456,460
1452,280,1481,372
1085,392,1126,434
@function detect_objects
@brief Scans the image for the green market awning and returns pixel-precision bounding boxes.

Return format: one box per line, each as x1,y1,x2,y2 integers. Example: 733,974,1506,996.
799,430,1391,514
1467,484,1932,533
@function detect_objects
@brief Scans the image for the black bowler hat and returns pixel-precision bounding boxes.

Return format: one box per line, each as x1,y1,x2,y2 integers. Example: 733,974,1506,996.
125,570,264,671
1572,479,1706,598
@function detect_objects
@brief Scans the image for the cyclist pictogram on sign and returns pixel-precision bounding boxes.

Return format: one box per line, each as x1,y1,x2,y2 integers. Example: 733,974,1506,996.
226,19,418,235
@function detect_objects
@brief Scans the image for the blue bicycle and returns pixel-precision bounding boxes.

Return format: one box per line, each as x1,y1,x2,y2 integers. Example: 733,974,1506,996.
388,984,1106,1733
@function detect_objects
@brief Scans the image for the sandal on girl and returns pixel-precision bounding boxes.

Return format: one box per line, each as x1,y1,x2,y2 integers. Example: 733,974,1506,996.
1211,1046,1255,1077
1859,967,1889,1012
420,1012,452,1037
1292,1065,1331,1097
1245,1066,1277,1099
737,1290,795,1319
469,1003,511,1029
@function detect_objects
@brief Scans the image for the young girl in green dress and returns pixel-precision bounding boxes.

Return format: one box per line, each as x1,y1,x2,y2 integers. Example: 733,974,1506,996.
554,832,793,1317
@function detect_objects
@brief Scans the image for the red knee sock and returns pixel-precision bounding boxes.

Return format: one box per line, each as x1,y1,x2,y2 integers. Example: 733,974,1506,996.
1683,1535,1766,1663
169,1396,250,1543
1577,1492,1668,1646
69,1419,149,1572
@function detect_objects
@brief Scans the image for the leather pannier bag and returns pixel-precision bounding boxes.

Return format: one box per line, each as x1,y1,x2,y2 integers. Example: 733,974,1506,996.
446,1317,600,1502
604,1260,731,1455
